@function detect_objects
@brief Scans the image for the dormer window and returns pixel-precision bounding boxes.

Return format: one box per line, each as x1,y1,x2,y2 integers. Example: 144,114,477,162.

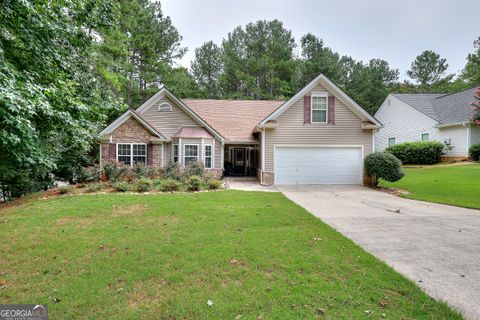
158,102,172,112
311,94,328,123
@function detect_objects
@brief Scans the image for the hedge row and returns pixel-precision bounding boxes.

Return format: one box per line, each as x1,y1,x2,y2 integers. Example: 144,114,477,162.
386,141,443,165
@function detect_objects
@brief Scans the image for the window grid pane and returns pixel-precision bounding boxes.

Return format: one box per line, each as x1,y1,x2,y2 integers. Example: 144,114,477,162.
312,110,327,122
118,156,131,165
118,144,131,156
173,144,179,162
133,144,146,156
312,96,327,110
184,145,198,157
204,157,212,168
205,145,212,157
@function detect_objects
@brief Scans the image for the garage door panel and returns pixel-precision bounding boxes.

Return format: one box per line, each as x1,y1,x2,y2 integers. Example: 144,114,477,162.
274,146,362,185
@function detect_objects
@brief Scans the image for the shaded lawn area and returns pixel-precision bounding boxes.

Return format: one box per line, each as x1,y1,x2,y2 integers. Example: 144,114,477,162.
0,191,461,319
380,163,480,210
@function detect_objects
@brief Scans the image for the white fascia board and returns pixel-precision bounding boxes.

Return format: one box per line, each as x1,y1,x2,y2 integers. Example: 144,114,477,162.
135,87,225,142
260,74,381,126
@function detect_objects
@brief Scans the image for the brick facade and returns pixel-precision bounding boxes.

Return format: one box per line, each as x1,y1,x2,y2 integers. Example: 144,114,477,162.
100,117,163,166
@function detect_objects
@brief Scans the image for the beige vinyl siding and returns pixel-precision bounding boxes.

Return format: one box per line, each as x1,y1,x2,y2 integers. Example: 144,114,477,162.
140,96,200,136
264,83,373,171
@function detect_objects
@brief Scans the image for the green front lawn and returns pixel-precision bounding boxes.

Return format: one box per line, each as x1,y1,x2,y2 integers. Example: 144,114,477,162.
0,191,460,319
380,163,480,209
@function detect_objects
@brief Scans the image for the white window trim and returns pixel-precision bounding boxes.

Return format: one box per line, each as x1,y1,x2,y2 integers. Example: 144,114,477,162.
388,137,395,147
183,144,199,164
204,144,213,168
310,93,328,123
116,143,147,167
421,132,429,141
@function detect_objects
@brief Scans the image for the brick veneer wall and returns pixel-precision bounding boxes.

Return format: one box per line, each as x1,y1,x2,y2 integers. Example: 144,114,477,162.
100,117,163,166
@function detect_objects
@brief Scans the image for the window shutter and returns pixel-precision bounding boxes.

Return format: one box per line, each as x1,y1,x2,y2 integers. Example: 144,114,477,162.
147,144,153,166
109,143,116,160
304,95,311,124
328,95,335,124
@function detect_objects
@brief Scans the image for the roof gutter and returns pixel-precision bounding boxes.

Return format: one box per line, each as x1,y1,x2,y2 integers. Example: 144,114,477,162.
435,121,471,128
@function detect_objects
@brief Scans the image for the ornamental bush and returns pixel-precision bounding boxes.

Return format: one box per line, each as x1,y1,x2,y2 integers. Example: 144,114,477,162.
102,160,129,182
187,175,203,191
135,178,153,192
113,181,131,192
469,144,480,161
185,161,204,178
159,179,182,192
364,152,404,186
386,141,443,164
164,162,185,181
207,179,222,190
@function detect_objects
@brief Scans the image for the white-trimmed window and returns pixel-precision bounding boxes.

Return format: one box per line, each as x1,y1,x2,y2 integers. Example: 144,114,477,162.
184,144,199,164
204,145,212,168
173,144,179,163
421,133,429,141
311,94,328,123
117,143,146,166
388,138,395,147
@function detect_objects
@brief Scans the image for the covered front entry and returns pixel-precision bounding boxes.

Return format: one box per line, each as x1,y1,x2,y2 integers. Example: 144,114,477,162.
224,144,259,176
274,146,363,185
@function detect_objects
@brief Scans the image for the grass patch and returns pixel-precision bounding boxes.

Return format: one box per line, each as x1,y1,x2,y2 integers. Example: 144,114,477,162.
0,191,461,319
380,163,480,209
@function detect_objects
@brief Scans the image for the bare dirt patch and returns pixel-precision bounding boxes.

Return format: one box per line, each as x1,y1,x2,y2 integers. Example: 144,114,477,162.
56,216,93,227
111,204,148,217
127,279,168,309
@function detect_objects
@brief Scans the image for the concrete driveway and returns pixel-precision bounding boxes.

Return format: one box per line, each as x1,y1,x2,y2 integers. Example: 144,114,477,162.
278,185,480,320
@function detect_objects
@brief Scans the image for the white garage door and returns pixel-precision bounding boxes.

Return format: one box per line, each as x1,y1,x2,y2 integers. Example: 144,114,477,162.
274,146,363,185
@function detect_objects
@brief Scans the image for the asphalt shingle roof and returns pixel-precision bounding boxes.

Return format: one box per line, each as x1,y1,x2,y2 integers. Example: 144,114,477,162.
182,99,284,142
392,87,478,125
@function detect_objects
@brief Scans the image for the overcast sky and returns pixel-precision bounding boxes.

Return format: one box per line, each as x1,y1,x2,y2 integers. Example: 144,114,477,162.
161,0,479,81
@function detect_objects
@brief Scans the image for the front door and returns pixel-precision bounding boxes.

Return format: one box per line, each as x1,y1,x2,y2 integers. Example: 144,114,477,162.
233,148,246,175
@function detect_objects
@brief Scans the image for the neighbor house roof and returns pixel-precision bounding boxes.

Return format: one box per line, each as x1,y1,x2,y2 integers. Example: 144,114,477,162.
392,86,478,125
182,99,284,142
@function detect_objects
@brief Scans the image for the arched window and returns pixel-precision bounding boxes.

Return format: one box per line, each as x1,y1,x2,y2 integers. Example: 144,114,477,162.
158,102,172,112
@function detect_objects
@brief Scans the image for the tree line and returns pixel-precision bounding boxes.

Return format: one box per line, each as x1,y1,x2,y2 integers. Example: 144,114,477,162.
1,0,479,200
191,21,480,114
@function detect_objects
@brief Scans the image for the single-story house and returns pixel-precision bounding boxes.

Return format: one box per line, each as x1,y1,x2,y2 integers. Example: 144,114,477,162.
374,87,480,158
99,74,382,185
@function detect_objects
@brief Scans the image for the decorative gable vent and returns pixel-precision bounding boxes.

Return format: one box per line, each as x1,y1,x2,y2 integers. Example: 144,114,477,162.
158,102,172,112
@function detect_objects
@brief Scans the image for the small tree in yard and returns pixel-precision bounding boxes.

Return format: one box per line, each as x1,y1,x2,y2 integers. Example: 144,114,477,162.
364,152,404,186
472,87,480,124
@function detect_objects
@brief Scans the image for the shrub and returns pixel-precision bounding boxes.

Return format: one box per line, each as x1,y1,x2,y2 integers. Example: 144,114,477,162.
185,160,204,178
113,181,131,192
469,144,480,161
386,141,443,164
207,179,222,190
187,175,203,191
86,183,103,193
77,165,101,183
132,163,156,179
135,178,153,192
102,160,129,181
164,161,184,181
364,152,404,186
160,179,182,192
58,185,73,194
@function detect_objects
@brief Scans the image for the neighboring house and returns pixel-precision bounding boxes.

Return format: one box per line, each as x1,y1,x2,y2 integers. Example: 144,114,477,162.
374,87,480,158
99,74,382,185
